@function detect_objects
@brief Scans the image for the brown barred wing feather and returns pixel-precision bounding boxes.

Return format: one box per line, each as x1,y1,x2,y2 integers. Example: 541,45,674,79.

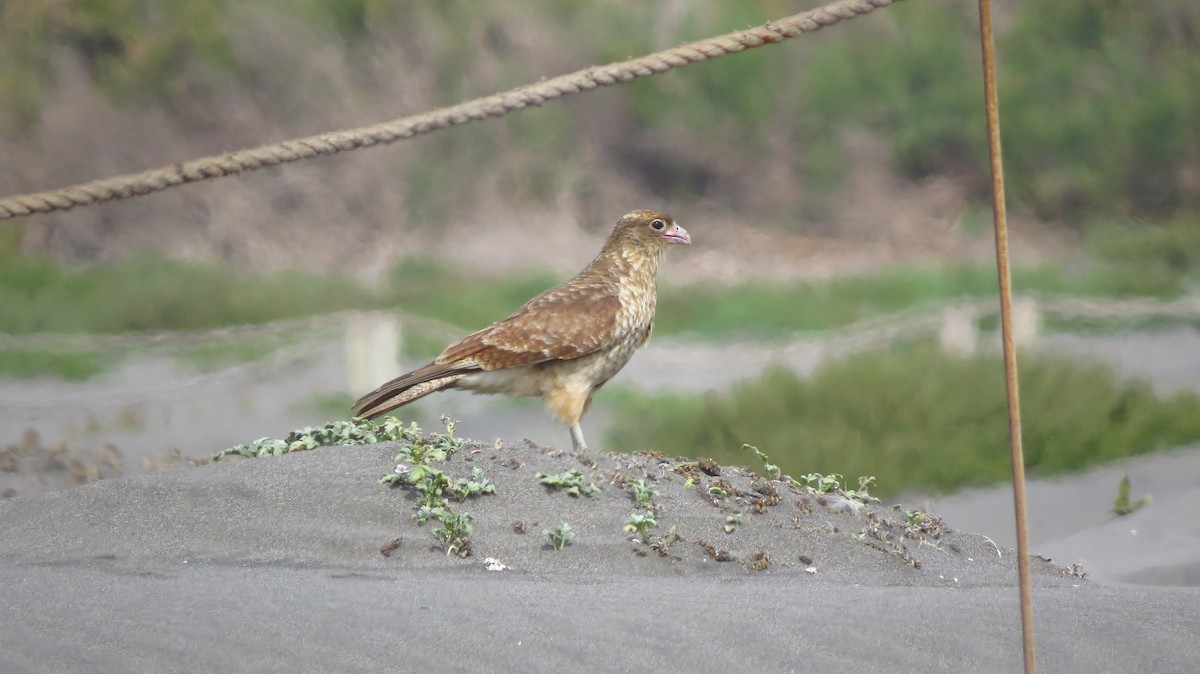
437,288,620,370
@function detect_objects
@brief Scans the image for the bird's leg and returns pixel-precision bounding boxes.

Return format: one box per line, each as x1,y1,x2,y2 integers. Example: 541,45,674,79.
570,423,588,452
547,387,590,452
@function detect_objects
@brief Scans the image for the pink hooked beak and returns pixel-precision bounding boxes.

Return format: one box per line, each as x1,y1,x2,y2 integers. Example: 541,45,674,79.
663,222,691,245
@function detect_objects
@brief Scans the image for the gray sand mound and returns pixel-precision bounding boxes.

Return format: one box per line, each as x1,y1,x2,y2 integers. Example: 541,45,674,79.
1,439,1060,583
2,439,1198,673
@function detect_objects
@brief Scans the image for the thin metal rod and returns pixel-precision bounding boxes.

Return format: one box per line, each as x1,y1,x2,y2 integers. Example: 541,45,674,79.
976,1,1037,672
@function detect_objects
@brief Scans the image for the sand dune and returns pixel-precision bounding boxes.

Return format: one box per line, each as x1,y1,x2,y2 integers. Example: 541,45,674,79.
2,440,1198,672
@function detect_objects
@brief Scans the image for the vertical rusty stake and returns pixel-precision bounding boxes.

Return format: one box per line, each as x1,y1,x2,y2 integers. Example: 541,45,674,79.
976,0,1037,672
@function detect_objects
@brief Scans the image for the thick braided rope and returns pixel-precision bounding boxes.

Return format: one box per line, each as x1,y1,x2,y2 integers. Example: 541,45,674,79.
0,0,902,221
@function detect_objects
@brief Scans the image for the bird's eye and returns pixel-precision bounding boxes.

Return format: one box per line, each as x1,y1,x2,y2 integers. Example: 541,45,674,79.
650,219,666,230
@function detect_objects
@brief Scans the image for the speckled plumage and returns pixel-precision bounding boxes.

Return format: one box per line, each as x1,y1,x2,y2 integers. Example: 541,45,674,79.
353,209,690,450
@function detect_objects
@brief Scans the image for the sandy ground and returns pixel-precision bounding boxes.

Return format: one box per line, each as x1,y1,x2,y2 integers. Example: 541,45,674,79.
912,444,1200,587
2,439,1198,673
3,326,1199,672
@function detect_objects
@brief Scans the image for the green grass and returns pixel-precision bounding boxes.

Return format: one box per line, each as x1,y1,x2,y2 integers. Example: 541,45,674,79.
603,341,1200,497
0,250,377,379
0,348,111,381
174,335,308,372
1081,216,1200,296
0,250,376,335
655,265,1070,340
383,258,560,333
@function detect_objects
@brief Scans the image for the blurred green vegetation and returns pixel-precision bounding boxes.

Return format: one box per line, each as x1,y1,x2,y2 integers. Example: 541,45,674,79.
175,335,305,372
386,258,560,332
0,0,237,128
602,341,1200,497
2,0,1196,221
1081,215,1200,296
0,348,108,381
800,2,984,187
387,215,1200,342
295,391,359,418
0,250,376,379
656,265,1065,339
999,0,1200,220
1,212,1196,379
0,250,373,334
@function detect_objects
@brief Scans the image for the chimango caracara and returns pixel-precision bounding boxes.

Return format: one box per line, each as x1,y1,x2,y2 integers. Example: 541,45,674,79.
353,209,690,451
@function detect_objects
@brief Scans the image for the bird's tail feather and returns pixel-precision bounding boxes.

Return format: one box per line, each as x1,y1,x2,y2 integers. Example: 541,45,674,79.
354,374,466,419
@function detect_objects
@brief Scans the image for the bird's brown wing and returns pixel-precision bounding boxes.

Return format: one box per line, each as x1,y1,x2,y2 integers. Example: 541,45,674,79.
437,283,621,370
353,281,620,418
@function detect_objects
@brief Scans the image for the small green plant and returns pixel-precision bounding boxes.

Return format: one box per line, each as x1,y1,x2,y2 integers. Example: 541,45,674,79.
437,415,465,450
390,433,445,467
896,507,950,544
365,417,491,556
452,467,496,501
216,415,420,460
746,444,780,479
903,509,933,537
387,415,464,466
379,417,471,485
657,524,679,550
798,472,843,494
707,484,728,499
429,508,474,557
1112,475,1152,517
844,475,879,505
537,470,600,497
628,478,659,505
723,513,743,534
406,465,452,507
904,509,930,530
544,522,575,551
415,504,442,526
794,472,878,504
624,512,658,538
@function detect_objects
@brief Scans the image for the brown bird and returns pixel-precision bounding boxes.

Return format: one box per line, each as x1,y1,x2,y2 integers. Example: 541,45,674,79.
353,209,690,451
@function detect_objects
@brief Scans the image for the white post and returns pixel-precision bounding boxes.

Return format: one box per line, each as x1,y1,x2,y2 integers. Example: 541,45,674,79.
939,305,979,356
345,313,402,394
1011,297,1041,348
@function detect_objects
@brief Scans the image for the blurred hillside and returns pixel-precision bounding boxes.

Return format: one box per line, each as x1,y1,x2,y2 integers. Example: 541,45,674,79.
1,0,1197,279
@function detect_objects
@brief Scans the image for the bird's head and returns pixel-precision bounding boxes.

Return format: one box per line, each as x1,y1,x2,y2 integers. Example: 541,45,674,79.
607,210,691,255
